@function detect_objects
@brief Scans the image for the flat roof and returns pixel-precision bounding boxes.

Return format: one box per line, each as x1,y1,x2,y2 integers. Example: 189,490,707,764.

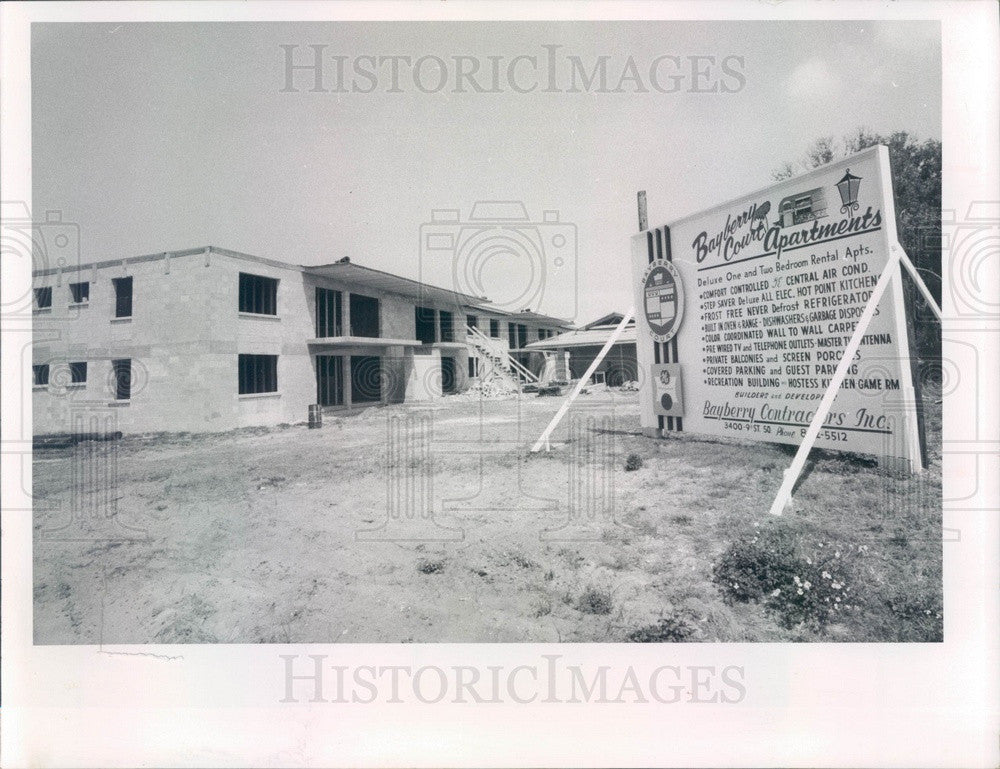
304,259,487,308
33,245,571,323
31,245,300,277
524,325,638,350
466,302,573,328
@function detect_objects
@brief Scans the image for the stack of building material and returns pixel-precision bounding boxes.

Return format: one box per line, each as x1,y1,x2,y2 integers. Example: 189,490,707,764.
451,376,520,400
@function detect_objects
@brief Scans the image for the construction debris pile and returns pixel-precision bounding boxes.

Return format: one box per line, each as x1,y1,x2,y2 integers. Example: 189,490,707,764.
452,376,521,400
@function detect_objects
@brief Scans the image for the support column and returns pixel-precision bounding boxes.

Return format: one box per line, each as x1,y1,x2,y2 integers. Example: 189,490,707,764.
342,291,351,337
342,354,352,408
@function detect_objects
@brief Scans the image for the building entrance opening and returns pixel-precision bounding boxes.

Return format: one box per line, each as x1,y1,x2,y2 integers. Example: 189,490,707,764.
316,355,344,407
351,355,382,403
441,356,457,394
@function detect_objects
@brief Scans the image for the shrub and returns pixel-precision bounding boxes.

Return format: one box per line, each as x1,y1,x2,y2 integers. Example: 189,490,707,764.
767,558,856,630
712,525,801,603
417,559,445,574
577,587,613,615
712,526,858,629
881,583,943,641
625,454,643,472
626,611,694,642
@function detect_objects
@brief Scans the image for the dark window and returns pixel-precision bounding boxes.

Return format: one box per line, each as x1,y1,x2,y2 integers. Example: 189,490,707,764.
490,319,500,337
439,310,454,342
349,293,380,338
238,354,278,394
70,281,90,304
112,359,131,400
70,361,87,384
441,356,457,394
34,286,52,310
467,314,478,331
113,277,133,318
517,324,528,348
350,356,381,403
508,323,517,348
316,355,343,407
33,364,49,386
239,273,278,315
468,356,477,378
415,306,436,344
315,287,342,337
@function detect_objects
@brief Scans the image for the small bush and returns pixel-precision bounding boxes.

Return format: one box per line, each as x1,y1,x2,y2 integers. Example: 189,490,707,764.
417,559,445,574
712,525,801,603
577,587,613,615
626,612,694,642
879,582,943,641
624,454,643,472
712,526,857,629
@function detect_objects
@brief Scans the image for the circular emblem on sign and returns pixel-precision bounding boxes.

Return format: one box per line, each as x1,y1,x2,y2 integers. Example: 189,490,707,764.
641,259,685,343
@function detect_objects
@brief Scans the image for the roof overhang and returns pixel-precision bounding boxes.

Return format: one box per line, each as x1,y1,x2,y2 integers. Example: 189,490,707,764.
304,261,486,307
524,327,638,350
464,302,573,328
307,336,422,349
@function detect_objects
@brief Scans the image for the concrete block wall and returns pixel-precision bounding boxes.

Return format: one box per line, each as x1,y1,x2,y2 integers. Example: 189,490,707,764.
406,348,442,401
32,250,240,434
32,249,316,434
32,248,573,435
380,293,416,340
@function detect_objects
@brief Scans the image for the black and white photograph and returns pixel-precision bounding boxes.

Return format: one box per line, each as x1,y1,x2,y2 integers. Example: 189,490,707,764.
2,1,997,767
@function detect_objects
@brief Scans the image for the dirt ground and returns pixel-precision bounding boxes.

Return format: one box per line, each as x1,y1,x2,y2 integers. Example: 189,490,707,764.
33,389,942,644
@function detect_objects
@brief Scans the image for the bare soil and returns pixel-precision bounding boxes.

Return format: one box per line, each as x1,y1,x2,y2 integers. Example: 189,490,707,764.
33,390,942,643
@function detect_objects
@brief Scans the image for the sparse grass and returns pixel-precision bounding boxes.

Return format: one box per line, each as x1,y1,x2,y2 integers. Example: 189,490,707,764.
557,548,585,568
604,553,632,571
500,551,537,570
576,586,613,615
33,390,941,644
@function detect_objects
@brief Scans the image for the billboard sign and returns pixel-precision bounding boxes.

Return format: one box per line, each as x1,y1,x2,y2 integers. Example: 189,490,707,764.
630,145,923,469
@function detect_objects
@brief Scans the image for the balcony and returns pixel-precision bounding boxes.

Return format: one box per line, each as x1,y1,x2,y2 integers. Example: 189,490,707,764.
306,335,422,349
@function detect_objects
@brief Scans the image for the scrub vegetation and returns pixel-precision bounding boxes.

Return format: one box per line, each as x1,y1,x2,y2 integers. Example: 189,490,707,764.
33,391,941,643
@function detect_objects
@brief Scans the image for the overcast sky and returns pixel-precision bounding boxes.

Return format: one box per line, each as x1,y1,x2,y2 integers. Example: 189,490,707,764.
32,21,940,323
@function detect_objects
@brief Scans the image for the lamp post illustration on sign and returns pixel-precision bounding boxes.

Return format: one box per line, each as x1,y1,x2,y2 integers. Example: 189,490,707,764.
836,168,863,218
630,145,939,514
